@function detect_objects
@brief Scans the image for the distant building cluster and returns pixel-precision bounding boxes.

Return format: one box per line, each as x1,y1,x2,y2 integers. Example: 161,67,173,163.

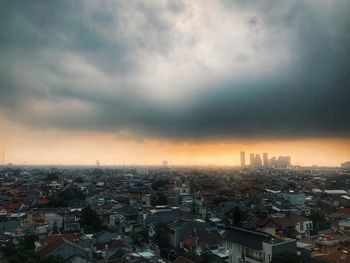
341,161,350,169
240,151,291,168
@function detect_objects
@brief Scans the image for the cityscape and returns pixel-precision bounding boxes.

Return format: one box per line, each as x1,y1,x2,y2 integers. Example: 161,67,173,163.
240,152,291,169
1,1,350,263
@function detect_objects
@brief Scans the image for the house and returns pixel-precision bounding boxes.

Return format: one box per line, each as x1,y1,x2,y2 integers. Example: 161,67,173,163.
0,219,21,234
64,214,81,233
4,201,24,213
68,198,88,211
142,206,179,227
110,207,139,237
167,219,223,251
38,237,91,262
95,230,119,244
38,233,80,248
179,227,223,254
45,213,63,234
256,214,313,238
106,248,127,263
339,195,350,208
224,227,297,263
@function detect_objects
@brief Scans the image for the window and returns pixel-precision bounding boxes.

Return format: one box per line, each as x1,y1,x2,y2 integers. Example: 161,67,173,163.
300,223,304,231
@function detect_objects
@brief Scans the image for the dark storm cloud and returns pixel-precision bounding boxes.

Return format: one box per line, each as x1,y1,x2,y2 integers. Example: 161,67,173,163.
0,0,350,140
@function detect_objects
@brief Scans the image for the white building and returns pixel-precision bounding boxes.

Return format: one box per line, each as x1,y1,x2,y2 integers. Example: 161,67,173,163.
224,227,297,263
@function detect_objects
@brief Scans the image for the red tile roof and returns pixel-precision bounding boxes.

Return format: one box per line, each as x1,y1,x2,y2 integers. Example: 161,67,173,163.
40,233,79,247
339,208,350,215
256,215,308,228
318,248,350,263
4,202,22,212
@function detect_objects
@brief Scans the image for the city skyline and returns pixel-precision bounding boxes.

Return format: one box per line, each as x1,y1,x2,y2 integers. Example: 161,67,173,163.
1,1,350,166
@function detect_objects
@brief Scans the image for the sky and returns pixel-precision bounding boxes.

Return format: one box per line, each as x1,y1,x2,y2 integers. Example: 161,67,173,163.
0,0,350,166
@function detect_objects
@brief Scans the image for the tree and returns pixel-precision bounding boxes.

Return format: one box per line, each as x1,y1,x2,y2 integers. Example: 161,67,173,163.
151,178,169,191
309,210,330,234
45,173,59,182
153,223,169,249
49,185,85,207
232,206,241,226
1,240,64,263
21,232,39,250
151,192,168,206
80,206,102,234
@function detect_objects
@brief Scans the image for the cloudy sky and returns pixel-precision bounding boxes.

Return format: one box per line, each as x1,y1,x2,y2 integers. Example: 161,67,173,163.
0,0,349,166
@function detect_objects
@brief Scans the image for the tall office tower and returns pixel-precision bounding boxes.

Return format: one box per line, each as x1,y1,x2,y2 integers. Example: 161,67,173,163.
240,151,246,167
263,153,268,166
277,156,291,168
255,154,262,167
250,153,255,167
270,157,277,166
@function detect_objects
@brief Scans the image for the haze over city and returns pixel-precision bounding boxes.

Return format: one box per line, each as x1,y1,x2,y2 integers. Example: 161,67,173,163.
1,0,350,166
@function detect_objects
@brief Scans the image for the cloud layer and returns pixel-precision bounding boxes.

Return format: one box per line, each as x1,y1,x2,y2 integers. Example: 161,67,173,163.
1,0,349,141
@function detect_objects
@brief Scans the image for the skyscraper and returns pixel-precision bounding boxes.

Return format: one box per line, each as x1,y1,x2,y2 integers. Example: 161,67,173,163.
263,153,268,166
255,154,262,167
240,151,246,167
250,153,255,167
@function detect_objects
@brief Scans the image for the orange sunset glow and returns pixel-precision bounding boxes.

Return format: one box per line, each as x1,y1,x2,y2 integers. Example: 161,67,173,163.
1,0,349,167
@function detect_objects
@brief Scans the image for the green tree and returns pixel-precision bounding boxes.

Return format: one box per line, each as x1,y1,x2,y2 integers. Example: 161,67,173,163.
309,210,330,234
21,233,39,250
232,206,241,226
45,173,59,182
1,240,64,263
153,223,169,249
80,206,102,234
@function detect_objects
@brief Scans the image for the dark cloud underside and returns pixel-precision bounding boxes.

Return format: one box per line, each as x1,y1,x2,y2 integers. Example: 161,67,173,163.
0,0,349,140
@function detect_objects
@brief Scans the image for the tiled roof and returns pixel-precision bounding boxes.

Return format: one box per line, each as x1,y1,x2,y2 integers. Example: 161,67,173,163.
317,248,350,263
40,233,79,247
39,237,87,258
256,215,308,228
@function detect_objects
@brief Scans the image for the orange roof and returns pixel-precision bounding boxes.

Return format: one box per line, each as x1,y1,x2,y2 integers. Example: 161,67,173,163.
36,198,50,206
180,238,193,246
8,189,27,197
339,208,350,215
0,186,11,192
318,248,350,263
128,193,141,199
4,202,22,212
40,233,79,247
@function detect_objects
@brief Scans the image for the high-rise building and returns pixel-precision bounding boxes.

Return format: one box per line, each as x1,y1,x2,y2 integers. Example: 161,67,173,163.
240,151,246,167
263,153,268,166
341,161,350,169
277,156,291,168
270,156,291,168
250,153,255,167
255,154,262,167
